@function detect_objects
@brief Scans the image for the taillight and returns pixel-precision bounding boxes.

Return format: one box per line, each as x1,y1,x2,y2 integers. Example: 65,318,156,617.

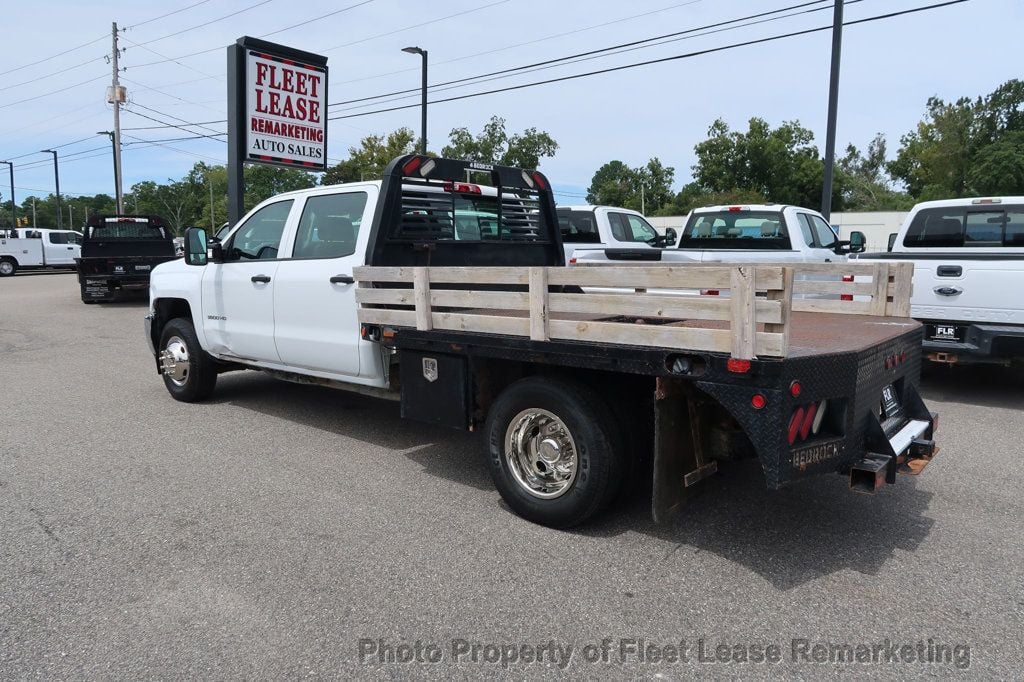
401,156,423,175
728,206,743,212
841,274,854,302
790,380,802,398
531,171,548,190
751,394,766,410
799,402,818,441
701,289,720,296
788,407,805,445
726,358,751,374
443,181,482,194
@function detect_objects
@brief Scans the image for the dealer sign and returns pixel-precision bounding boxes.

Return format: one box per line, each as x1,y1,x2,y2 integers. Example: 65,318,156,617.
237,38,328,170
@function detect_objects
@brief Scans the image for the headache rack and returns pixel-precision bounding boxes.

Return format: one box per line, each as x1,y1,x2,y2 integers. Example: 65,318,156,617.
355,261,915,360
365,155,564,268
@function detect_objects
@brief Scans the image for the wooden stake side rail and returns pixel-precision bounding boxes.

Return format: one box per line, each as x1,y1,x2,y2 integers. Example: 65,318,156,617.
353,262,913,360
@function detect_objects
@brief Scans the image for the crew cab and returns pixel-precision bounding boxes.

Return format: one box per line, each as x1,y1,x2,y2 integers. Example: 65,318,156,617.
856,197,1024,366
145,156,938,528
76,215,178,303
0,228,82,276
556,205,674,263
573,204,865,264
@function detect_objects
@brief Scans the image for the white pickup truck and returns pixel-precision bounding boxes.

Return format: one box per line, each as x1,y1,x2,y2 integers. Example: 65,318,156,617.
0,228,83,276
573,204,865,265
144,156,939,527
856,197,1024,366
556,205,674,263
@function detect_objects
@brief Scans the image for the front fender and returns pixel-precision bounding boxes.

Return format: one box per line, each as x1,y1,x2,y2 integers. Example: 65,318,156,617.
149,260,208,350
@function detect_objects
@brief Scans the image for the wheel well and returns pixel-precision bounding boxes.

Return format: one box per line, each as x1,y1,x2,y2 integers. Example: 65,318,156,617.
152,298,193,347
469,358,654,434
0,255,17,264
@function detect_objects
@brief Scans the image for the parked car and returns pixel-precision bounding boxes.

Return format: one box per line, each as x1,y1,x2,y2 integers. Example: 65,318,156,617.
856,196,1024,365
0,228,83,276
76,215,178,302
557,205,675,263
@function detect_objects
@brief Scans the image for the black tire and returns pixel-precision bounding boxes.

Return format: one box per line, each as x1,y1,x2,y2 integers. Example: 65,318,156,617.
158,317,217,402
0,258,17,277
485,376,625,528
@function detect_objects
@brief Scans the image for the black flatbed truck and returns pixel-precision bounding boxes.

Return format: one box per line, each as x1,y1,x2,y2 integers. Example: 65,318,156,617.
77,215,177,303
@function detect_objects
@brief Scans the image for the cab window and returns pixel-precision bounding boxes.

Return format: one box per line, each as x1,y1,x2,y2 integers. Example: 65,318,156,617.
809,215,838,249
292,193,367,259
608,212,658,243
557,210,601,244
796,214,816,247
226,200,293,261
48,232,68,244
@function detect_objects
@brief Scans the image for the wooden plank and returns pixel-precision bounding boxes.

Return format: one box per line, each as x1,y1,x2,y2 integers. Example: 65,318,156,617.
413,268,432,331
529,267,549,341
549,318,732,353
888,261,914,317
792,299,874,315
355,265,530,285
548,266,733,290
358,308,417,327
792,280,876,296
430,289,529,310
765,266,794,357
730,266,755,360
431,312,531,337
869,263,890,315
355,288,414,306
547,292,782,324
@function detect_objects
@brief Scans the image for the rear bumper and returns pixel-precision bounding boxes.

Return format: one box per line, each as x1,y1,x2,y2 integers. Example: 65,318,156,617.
922,322,1024,363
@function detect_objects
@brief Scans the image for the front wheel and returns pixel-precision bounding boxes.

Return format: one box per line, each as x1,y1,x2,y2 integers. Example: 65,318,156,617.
158,317,217,402
0,258,17,277
485,376,625,528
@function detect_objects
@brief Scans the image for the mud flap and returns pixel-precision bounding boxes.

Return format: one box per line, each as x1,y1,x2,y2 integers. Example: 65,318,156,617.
652,378,716,523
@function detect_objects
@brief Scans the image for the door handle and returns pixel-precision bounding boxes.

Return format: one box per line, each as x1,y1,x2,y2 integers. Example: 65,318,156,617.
936,265,962,277
330,274,355,284
251,274,271,284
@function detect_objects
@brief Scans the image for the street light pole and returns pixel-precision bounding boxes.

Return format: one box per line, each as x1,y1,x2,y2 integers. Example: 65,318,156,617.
820,0,844,221
0,161,13,228
40,149,63,229
402,46,428,154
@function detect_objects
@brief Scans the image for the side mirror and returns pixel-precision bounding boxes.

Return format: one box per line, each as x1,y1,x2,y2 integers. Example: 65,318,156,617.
887,233,897,252
664,227,678,245
849,230,866,253
184,227,208,266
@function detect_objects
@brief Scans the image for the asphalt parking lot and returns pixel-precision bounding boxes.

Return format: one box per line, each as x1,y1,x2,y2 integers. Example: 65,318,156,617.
2,271,1022,678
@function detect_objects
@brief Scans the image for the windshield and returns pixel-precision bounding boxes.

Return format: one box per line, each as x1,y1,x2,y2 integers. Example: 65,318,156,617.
678,210,790,250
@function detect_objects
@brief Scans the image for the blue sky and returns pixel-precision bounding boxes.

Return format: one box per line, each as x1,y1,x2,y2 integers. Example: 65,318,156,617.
1,0,1020,210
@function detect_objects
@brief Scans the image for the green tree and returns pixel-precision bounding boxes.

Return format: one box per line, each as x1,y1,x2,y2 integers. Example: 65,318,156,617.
889,79,1024,199
586,158,675,213
839,134,914,211
659,184,768,216
243,164,317,209
689,117,843,210
442,116,558,169
322,127,418,184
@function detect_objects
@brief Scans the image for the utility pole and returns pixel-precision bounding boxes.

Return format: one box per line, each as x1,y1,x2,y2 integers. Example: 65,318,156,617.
68,204,74,227
108,22,125,214
208,172,215,230
0,161,13,228
820,0,844,221
40,149,62,229
640,184,646,215
31,198,37,228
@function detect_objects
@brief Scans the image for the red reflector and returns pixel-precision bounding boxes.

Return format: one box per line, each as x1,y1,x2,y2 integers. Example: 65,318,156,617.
788,407,805,445
532,171,548,190
443,181,482,194
727,358,751,373
701,289,720,296
799,402,818,440
751,394,766,410
401,156,423,175
841,274,854,301
790,380,801,398
568,257,577,264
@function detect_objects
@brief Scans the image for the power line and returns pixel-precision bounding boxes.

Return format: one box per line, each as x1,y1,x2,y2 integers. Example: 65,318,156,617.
0,35,106,79
328,0,841,110
130,0,276,47
122,134,226,163
330,0,705,88
126,0,215,30
123,107,228,142
321,0,512,52
120,76,222,114
128,101,226,136
0,73,108,110
328,0,971,121
122,118,227,131
262,0,378,38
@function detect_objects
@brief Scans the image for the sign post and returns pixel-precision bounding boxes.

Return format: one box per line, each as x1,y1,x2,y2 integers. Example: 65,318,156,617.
227,37,328,226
